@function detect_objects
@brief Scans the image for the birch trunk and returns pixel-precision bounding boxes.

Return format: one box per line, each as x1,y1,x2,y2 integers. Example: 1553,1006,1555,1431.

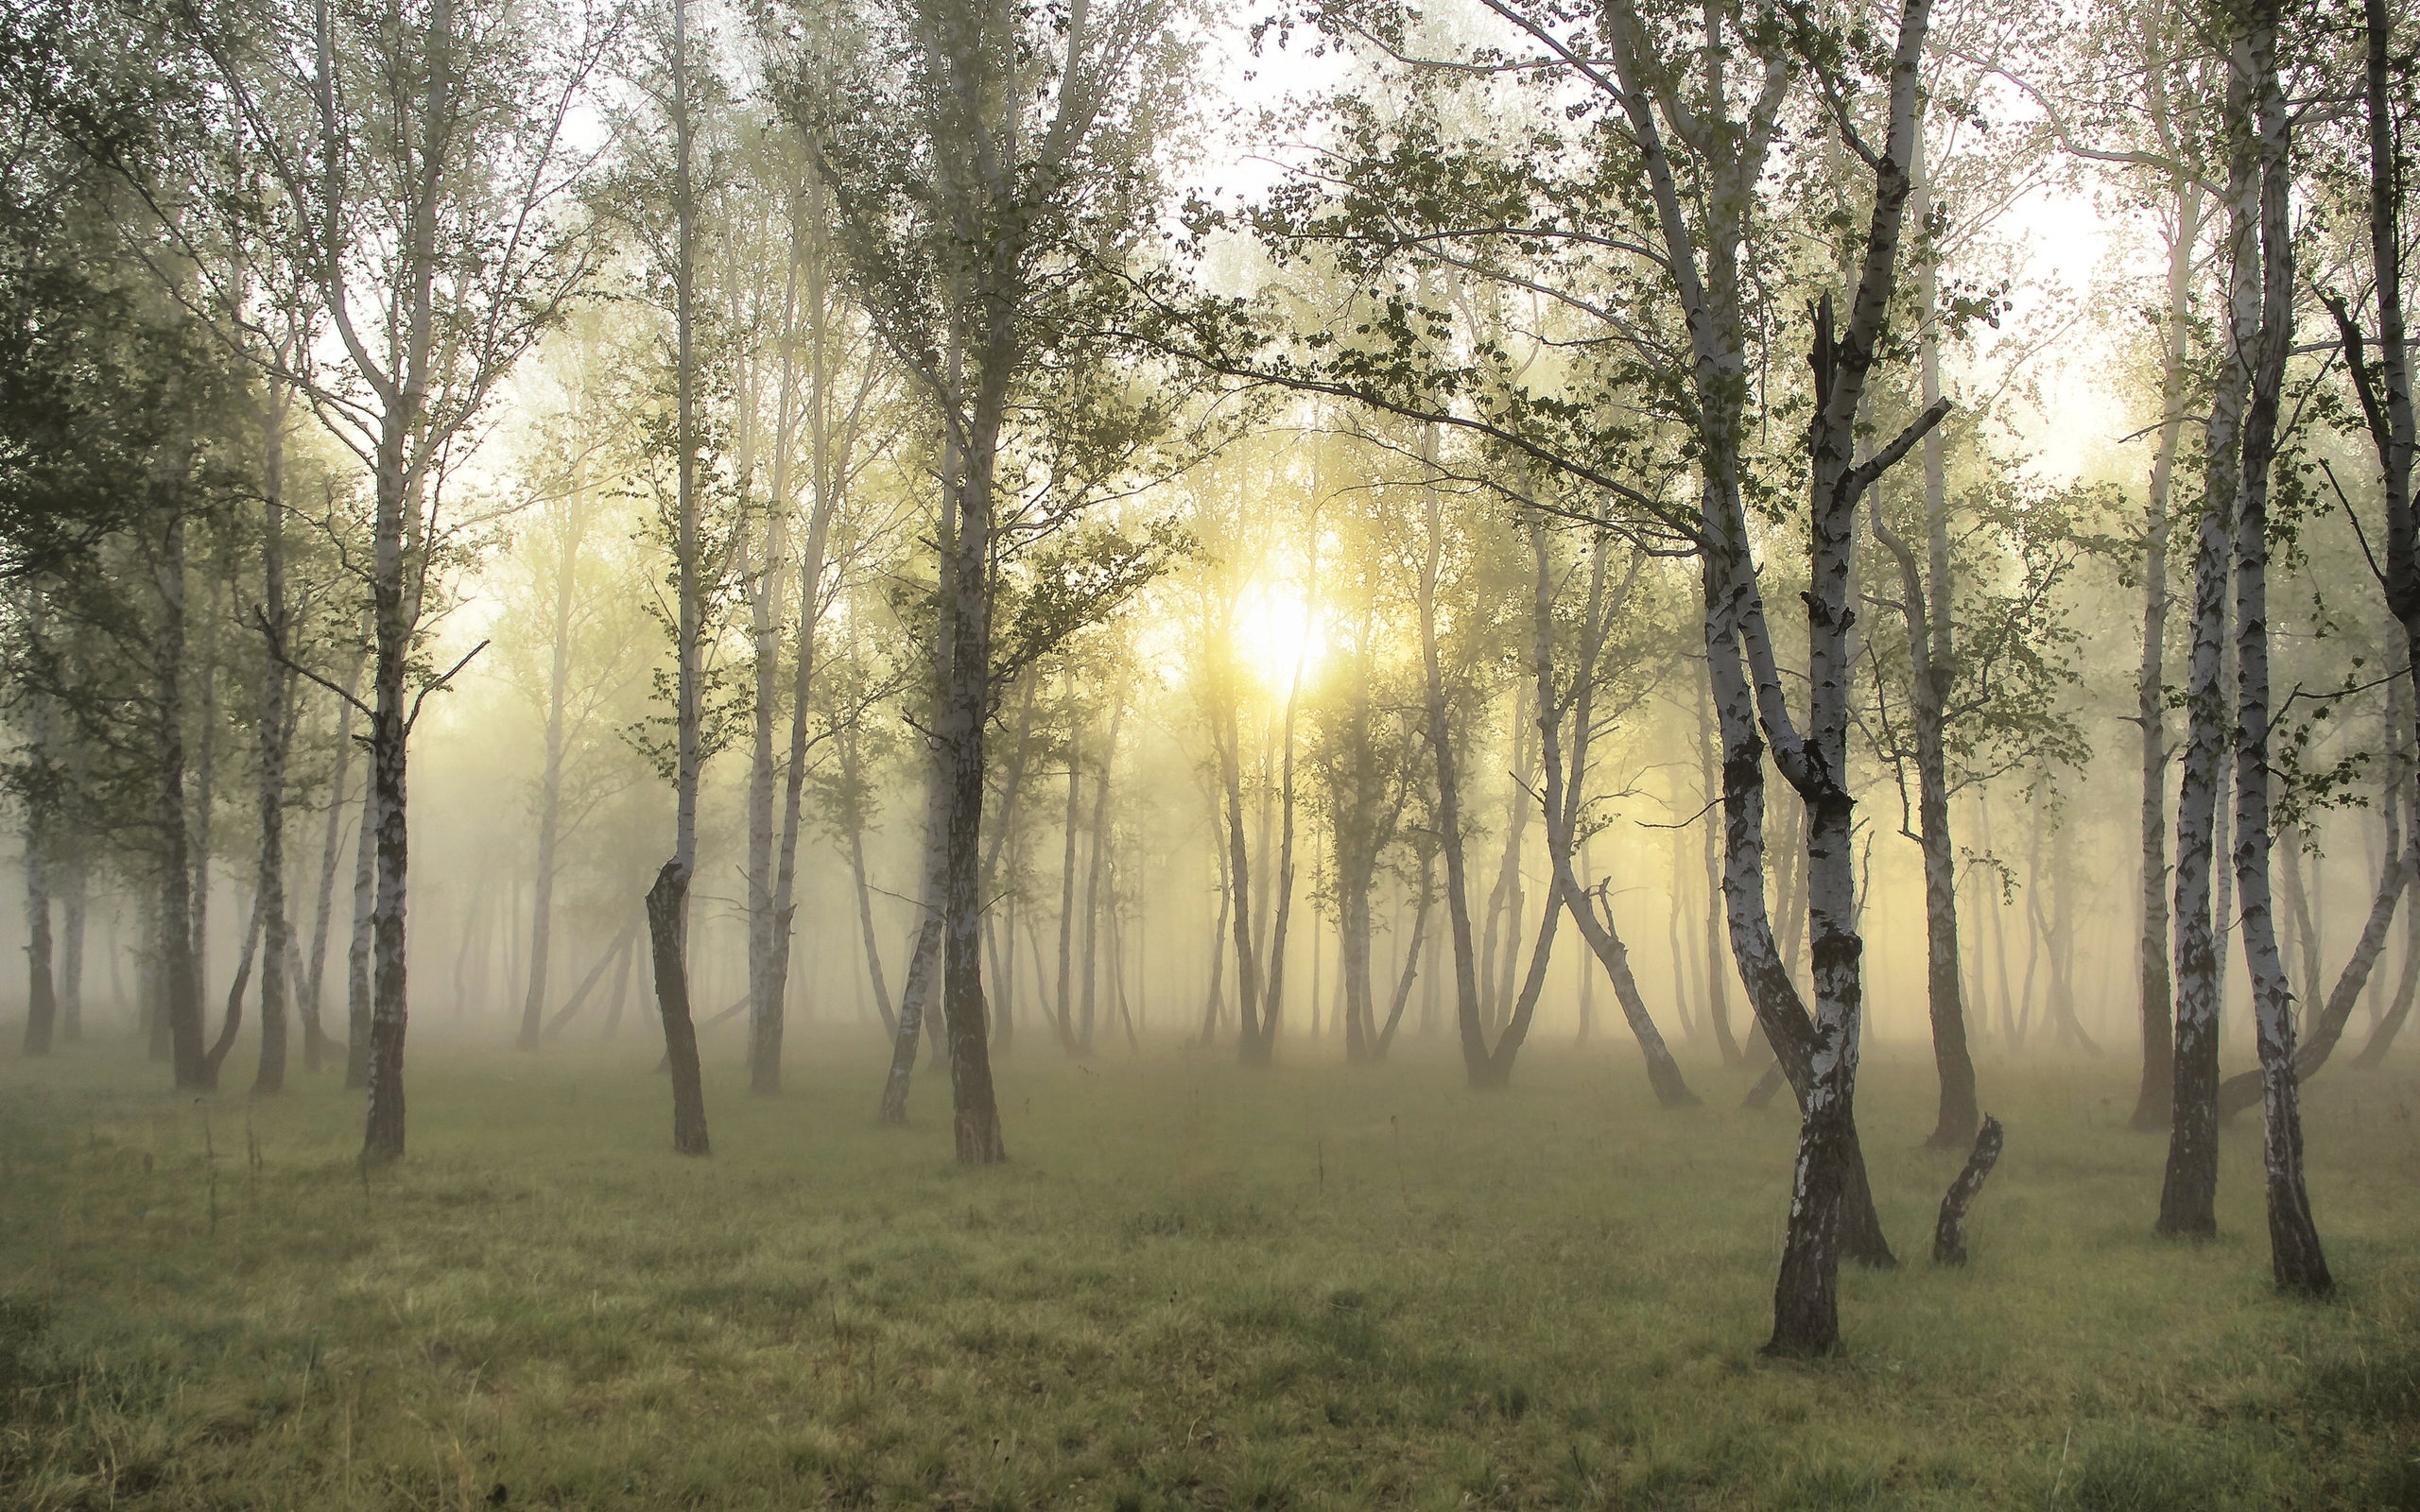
2131,165,2203,1128
2158,34,2256,1239
2229,19,2328,1291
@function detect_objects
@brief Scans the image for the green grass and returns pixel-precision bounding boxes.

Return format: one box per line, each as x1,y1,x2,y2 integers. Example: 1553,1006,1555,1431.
1,1032,2415,1510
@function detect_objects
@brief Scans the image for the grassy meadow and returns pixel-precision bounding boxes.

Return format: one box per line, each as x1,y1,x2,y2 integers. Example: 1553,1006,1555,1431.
0,1030,2415,1510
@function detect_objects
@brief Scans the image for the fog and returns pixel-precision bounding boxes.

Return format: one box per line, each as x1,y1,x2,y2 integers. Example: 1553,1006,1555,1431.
3,0,2411,1384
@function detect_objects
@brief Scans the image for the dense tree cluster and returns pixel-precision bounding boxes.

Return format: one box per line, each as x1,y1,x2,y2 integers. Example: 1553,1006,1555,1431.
2,0,2414,1354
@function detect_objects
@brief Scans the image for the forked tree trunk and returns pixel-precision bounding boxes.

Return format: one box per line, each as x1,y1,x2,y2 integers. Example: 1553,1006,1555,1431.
1532,524,1694,1102
1603,0,1937,1350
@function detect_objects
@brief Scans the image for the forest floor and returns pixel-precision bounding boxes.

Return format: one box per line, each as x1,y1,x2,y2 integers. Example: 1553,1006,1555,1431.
0,1030,2415,1511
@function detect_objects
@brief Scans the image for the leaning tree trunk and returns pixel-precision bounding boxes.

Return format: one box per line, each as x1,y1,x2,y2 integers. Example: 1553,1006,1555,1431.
1532,521,1696,1102
877,488,957,1122
646,862,709,1154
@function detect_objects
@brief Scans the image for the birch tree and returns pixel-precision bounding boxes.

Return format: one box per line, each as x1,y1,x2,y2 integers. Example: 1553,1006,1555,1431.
187,0,619,1159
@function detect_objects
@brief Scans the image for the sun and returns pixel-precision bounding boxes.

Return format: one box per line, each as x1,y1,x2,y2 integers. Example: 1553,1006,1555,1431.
1231,582,1328,694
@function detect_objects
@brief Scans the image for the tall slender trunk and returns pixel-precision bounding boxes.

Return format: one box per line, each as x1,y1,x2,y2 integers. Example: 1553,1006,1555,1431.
58,852,83,1043
519,463,585,1050
1220,655,1263,1057
1252,529,1318,1066
839,713,898,1037
648,0,710,1158
1697,661,1741,1066
1198,829,1230,1045
344,743,377,1090
303,648,363,1072
1057,689,1082,1052
252,401,295,1096
155,510,205,1088
2230,22,2328,1291
2159,34,2256,1238
1415,478,1485,1082
1080,700,1124,1055
1478,679,1529,1034
20,775,54,1058
2131,184,2200,1127
937,344,1010,1168
190,568,221,1016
